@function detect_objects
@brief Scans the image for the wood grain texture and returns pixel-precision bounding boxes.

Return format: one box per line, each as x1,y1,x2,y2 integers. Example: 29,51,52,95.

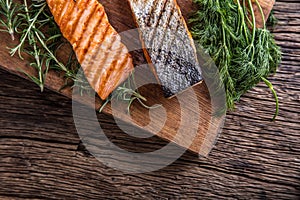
0,0,299,199
0,0,275,155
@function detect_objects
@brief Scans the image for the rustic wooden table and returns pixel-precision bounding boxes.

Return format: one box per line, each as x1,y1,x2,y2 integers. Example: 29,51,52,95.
0,0,299,199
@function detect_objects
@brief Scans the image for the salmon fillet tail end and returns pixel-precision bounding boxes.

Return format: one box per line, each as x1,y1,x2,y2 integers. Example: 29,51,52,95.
46,0,134,100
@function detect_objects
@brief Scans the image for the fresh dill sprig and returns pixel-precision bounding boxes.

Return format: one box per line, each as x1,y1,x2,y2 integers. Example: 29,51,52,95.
190,0,281,120
266,10,278,28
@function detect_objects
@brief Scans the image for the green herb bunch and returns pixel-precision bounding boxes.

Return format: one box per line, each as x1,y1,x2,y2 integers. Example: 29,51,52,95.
0,0,149,112
190,0,281,119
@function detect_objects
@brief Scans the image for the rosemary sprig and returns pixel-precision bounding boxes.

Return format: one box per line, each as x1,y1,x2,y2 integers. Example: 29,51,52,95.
99,72,158,114
0,0,21,40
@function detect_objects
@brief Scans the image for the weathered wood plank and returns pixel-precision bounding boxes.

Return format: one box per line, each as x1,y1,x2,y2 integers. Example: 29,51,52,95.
0,67,299,198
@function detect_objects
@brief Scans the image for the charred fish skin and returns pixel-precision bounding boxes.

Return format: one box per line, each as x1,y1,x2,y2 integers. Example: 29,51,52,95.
128,0,202,97
46,0,134,100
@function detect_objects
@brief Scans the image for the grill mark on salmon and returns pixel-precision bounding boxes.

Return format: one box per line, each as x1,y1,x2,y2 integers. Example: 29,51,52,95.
107,44,130,88
82,24,110,79
61,3,77,35
92,30,117,91
53,0,63,18
106,52,132,96
146,0,160,27
151,5,181,74
67,0,91,44
84,29,112,91
80,17,109,64
46,0,134,100
57,1,70,24
73,3,100,62
73,0,96,50
97,33,119,92
82,8,105,54
128,0,202,97
150,2,175,63
74,6,104,56
59,2,75,33
113,52,129,86
147,0,169,48
162,16,181,66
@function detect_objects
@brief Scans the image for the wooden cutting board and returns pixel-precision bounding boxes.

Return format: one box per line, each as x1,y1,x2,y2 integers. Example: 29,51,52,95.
0,0,274,155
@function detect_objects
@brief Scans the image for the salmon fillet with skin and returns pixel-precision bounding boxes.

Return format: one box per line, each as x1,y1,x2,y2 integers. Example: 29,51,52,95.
46,0,134,100
127,0,202,98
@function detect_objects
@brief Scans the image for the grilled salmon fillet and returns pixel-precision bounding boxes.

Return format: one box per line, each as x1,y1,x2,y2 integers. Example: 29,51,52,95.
127,0,202,97
46,0,134,100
